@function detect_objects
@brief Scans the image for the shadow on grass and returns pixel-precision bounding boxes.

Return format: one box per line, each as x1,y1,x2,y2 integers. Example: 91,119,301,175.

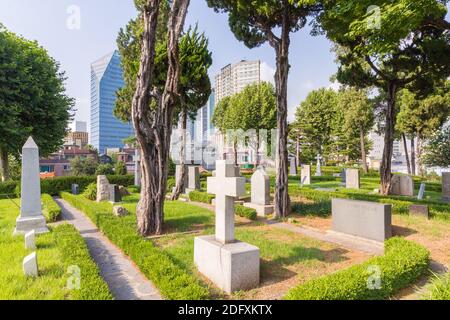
392,225,418,237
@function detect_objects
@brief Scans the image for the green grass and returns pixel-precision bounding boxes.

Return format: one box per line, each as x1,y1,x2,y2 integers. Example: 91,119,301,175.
422,273,450,300
41,194,61,222
0,198,111,300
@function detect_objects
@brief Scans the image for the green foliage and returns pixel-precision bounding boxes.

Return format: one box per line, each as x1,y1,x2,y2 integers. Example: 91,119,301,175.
114,161,128,176
41,194,61,222
422,124,450,167
83,183,97,201
0,180,17,197
95,164,114,176
235,205,257,221
285,238,430,300
61,192,209,300
53,224,113,300
70,157,99,177
188,191,215,204
423,273,450,300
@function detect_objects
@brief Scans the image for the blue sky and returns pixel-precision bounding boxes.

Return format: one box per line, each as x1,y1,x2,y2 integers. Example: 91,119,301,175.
0,1,448,127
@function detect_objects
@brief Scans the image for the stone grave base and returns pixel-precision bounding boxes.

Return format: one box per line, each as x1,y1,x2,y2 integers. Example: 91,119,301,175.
243,202,274,217
14,215,49,235
194,235,260,294
325,230,385,254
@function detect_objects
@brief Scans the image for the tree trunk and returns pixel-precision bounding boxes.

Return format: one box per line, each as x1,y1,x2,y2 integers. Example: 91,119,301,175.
380,82,398,195
360,127,368,174
131,0,189,236
233,139,238,166
411,135,416,176
402,133,411,175
171,106,187,200
296,134,300,169
416,134,424,176
0,147,9,182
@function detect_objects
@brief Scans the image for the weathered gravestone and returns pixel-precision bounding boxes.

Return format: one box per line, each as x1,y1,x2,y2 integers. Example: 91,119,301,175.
443,173,450,202
417,183,426,200
331,198,392,243
25,230,36,250
341,169,347,183
96,175,110,202
301,165,311,186
23,252,38,277
71,184,79,195
14,137,49,235
390,175,414,197
289,158,297,176
109,185,122,203
186,166,200,193
244,168,274,216
409,205,429,219
194,160,260,294
345,169,360,189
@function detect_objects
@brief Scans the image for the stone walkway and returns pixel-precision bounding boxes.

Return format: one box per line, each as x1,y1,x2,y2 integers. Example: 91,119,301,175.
54,198,162,301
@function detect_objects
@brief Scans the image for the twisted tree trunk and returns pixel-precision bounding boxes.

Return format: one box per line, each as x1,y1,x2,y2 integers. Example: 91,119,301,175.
411,135,416,176
131,0,190,236
171,106,187,200
360,127,368,174
402,133,411,175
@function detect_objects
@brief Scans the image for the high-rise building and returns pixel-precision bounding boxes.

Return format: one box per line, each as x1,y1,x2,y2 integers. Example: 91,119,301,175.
90,51,133,154
214,60,261,105
65,121,89,148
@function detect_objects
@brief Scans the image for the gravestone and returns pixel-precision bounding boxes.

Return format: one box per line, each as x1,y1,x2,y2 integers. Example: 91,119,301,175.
109,185,122,203
409,205,429,219
341,169,347,183
345,169,360,189
331,198,392,243
244,168,274,216
96,175,110,202
417,183,426,200
442,173,450,202
25,230,36,250
301,165,311,186
113,206,129,217
14,137,49,235
23,252,38,277
234,166,241,177
194,160,260,294
134,149,141,187
186,166,200,193
289,158,297,176
315,154,322,177
391,175,414,197
71,184,79,195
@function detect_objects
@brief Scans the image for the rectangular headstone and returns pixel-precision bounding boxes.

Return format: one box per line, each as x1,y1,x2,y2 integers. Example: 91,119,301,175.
25,230,36,250
71,184,79,195
390,175,414,197
23,252,38,277
109,185,122,203
341,169,347,183
443,173,450,202
417,182,426,200
187,166,200,190
289,158,297,176
332,198,392,243
301,165,311,186
409,205,429,219
345,169,360,189
96,175,110,202
134,149,141,187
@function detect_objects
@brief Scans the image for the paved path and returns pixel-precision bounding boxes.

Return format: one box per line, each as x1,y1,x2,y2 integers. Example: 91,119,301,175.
54,198,162,301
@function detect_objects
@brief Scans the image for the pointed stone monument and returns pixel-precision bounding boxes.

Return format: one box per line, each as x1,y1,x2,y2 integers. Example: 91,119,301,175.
14,137,49,235
194,160,260,294
244,168,274,217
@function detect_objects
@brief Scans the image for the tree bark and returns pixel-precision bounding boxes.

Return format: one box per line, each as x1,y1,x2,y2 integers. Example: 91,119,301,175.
402,133,411,175
171,106,187,200
416,135,424,176
360,127,368,174
410,135,416,176
380,82,398,195
233,139,238,166
0,147,9,182
131,0,190,236
296,133,300,169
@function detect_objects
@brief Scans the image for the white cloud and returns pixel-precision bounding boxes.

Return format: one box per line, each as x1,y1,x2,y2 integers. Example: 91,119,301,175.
327,81,341,91
260,62,275,85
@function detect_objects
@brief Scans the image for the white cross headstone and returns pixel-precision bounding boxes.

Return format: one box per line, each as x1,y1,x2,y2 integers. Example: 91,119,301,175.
315,154,322,177
207,160,246,244
14,137,49,235
418,182,426,200
25,230,36,250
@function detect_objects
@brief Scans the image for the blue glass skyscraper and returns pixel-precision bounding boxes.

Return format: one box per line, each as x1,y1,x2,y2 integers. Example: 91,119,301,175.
90,51,133,154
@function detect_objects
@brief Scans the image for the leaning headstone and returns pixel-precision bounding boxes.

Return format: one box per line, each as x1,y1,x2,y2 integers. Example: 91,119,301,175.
25,230,36,250
391,175,414,197
96,175,110,202
289,158,297,176
409,205,429,219
331,198,392,243
195,160,260,294
14,137,49,235
186,166,200,193
244,168,274,216
345,169,360,189
109,185,122,204
315,154,322,177
417,183,426,200
442,173,450,202
23,252,38,277
301,165,311,186
71,184,79,195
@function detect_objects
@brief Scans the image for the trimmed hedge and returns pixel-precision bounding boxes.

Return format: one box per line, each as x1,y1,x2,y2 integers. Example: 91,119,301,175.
188,191,215,204
53,224,113,300
285,238,430,300
61,192,209,300
235,205,257,221
41,194,62,222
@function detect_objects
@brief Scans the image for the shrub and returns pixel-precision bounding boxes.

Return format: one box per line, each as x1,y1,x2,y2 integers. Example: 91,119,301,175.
96,164,114,176
83,183,97,201
0,181,17,197
188,191,215,204
41,194,62,222
167,177,176,192
128,185,141,194
284,237,430,300
53,224,112,300
61,192,209,300
235,205,257,220
114,161,128,175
